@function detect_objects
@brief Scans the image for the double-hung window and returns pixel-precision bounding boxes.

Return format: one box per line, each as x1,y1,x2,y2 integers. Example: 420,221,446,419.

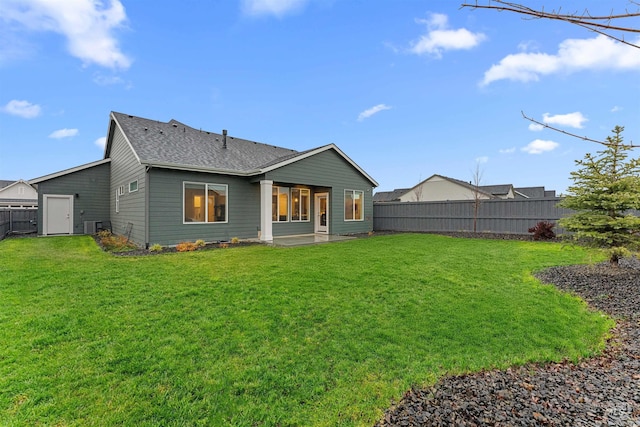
344,189,364,221
272,186,289,222
291,188,310,222
184,182,227,223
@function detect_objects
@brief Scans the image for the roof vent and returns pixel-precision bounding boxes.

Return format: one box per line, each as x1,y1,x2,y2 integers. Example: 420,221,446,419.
172,123,177,128
222,129,228,149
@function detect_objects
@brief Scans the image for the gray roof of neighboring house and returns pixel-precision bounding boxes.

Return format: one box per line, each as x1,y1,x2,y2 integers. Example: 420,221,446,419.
480,184,513,196
515,186,545,198
0,180,15,189
110,112,299,173
373,188,410,202
514,186,557,198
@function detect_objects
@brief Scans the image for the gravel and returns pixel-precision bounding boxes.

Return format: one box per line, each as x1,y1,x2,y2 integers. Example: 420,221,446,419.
375,256,640,426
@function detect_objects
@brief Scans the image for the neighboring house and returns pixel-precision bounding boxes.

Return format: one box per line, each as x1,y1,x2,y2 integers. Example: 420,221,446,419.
373,188,410,203
30,112,378,246
375,174,555,202
514,186,556,198
0,179,38,208
398,174,495,202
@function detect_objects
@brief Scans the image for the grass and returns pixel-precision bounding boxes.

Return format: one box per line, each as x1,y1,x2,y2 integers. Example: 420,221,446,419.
0,234,611,426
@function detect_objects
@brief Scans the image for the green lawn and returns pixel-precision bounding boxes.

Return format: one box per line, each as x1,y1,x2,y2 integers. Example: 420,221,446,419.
0,234,611,426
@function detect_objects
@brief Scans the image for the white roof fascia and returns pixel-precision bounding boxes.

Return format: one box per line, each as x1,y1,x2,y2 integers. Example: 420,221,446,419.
109,111,142,165
0,179,34,193
29,158,111,184
259,143,379,187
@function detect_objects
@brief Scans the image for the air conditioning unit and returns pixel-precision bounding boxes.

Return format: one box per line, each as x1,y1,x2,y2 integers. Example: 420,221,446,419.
84,221,99,234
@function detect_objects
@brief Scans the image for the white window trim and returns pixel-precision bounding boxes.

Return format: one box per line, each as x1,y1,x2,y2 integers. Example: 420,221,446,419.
115,185,125,213
182,181,228,225
291,188,310,222
344,189,364,222
272,186,290,223
129,180,138,193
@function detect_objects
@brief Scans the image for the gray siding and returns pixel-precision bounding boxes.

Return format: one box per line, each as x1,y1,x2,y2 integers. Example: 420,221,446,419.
148,168,260,246
265,149,375,235
36,162,110,235
109,123,146,245
374,198,571,234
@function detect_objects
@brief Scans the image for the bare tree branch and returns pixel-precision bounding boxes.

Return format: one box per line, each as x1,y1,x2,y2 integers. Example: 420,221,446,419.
521,111,638,148
461,1,640,48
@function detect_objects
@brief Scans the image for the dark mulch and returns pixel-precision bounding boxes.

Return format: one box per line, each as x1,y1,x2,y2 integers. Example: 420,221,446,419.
375,256,640,426
91,235,260,256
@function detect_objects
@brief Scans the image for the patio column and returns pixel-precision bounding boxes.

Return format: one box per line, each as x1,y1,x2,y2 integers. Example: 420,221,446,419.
259,180,273,241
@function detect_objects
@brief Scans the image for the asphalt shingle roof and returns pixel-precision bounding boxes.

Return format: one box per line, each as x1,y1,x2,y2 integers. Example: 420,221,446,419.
111,112,299,173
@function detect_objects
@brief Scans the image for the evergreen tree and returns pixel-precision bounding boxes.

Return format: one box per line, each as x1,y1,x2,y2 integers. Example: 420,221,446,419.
559,126,640,265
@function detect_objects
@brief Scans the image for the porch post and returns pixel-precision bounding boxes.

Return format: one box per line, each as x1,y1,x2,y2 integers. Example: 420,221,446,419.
259,180,273,241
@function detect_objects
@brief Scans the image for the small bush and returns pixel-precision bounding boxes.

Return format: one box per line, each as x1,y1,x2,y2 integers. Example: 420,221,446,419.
195,239,206,248
230,237,240,244
219,242,229,249
149,243,164,252
528,221,556,241
98,231,137,252
176,242,198,252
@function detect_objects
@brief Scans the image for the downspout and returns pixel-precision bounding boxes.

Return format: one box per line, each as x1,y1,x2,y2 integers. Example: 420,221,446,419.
145,166,151,249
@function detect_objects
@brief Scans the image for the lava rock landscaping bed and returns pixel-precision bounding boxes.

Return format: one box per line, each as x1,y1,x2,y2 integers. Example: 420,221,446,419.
376,257,640,426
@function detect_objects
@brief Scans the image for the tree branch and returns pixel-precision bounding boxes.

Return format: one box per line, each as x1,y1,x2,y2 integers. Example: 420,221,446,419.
460,1,640,48
521,111,638,148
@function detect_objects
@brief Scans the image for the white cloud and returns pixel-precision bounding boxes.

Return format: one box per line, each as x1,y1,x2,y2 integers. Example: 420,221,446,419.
241,0,308,17
358,104,392,121
95,136,107,150
528,123,544,132
521,139,559,154
482,35,640,85
611,105,623,113
499,147,516,154
543,112,587,129
409,13,486,58
2,99,41,118
475,156,489,164
0,0,131,69
49,128,78,139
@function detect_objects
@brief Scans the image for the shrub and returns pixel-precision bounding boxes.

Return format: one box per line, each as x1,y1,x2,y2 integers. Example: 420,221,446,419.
230,237,240,244
528,221,556,241
219,242,229,249
176,242,198,252
98,231,137,252
195,239,206,248
149,243,164,252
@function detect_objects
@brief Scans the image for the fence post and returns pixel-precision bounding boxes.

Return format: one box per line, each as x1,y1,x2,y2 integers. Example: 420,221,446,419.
9,210,13,233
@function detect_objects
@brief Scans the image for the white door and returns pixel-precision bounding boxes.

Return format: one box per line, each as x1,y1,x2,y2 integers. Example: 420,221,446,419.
315,193,328,234
44,195,73,235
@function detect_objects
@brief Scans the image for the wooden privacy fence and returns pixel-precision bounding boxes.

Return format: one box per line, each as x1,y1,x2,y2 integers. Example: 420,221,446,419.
0,209,38,240
373,198,572,235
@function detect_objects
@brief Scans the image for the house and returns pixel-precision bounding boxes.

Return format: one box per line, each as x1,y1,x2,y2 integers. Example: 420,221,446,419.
375,174,555,202
30,112,378,246
0,179,38,209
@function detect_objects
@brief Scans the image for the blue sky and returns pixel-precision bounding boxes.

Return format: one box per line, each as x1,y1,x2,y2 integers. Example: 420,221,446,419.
1,0,639,194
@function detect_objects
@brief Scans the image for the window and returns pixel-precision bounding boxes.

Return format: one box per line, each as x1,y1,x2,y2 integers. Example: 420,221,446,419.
272,186,289,222
129,180,138,193
291,188,310,222
115,185,125,213
183,182,227,223
344,189,364,221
